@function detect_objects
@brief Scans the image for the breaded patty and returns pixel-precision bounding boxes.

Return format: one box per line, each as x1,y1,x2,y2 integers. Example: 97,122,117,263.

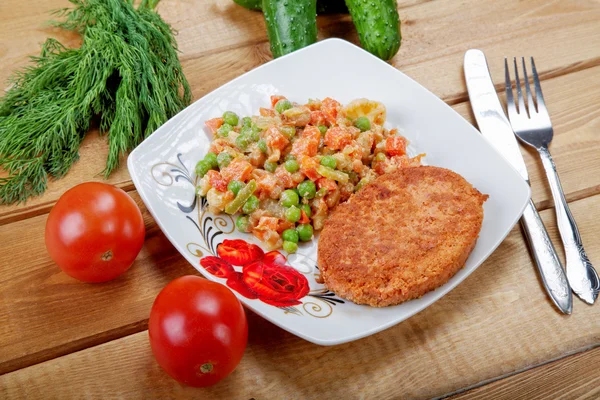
317,166,488,307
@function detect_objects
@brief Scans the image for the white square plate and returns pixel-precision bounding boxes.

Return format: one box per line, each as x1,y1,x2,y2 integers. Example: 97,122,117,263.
128,39,530,345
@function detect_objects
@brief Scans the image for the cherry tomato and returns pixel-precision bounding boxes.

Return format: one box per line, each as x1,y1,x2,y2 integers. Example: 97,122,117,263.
45,182,145,283
149,276,248,387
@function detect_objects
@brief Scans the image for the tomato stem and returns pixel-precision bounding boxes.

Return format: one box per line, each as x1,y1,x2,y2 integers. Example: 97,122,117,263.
200,363,213,374
101,250,113,261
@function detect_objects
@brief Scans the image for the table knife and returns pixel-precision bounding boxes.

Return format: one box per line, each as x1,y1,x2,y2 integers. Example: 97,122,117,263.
464,49,572,314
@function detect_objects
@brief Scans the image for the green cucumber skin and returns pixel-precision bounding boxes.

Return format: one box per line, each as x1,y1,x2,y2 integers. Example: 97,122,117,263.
262,0,318,58
235,0,348,14
344,0,401,60
233,0,262,11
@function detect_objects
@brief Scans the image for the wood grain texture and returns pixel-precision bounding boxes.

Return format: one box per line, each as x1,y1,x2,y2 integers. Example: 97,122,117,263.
1,0,600,397
0,191,197,375
450,346,600,400
2,0,600,225
1,194,599,398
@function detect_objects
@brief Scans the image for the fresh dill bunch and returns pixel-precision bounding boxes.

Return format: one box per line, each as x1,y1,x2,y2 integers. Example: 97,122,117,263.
0,0,191,204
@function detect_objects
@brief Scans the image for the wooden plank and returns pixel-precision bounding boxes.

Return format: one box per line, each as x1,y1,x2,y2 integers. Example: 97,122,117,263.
2,62,600,226
462,64,600,212
2,0,600,225
1,193,599,397
0,191,198,375
450,346,600,400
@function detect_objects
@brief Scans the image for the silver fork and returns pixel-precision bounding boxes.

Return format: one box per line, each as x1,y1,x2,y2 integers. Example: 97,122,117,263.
505,57,599,305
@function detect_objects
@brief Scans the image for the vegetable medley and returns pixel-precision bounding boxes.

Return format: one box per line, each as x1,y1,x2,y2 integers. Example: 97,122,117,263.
195,96,423,252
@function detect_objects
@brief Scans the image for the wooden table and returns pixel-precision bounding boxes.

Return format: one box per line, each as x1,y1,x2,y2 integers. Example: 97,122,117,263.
1,0,599,398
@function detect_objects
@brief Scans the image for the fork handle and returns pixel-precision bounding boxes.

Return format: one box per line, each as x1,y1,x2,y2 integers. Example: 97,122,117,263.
520,199,572,314
538,146,599,304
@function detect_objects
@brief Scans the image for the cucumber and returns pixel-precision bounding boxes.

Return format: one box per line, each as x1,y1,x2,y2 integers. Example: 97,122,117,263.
233,0,262,11
344,0,401,60
262,0,318,58
235,0,347,14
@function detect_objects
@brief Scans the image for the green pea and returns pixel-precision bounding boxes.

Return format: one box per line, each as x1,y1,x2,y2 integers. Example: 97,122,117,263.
291,188,300,197
300,204,312,218
296,223,314,242
280,125,296,139
241,116,252,127
318,125,328,134
258,139,268,153
244,124,261,142
217,123,232,137
283,240,298,254
195,160,211,178
248,128,260,142
285,205,301,222
204,152,218,169
236,215,250,232
275,99,292,114
282,229,299,243
320,155,337,169
284,159,299,173
280,189,300,207
284,154,296,161
217,152,233,168
222,111,239,126
264,161,277,173
242,195,259,214
354,116,371,132
375,152,387,162
297,180,317,199
235,134,249,151
227,180,244,196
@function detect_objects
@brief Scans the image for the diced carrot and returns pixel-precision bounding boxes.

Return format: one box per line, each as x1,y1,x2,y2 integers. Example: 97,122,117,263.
322,97,340,125
274,166,294,189
277,219,295,233
256,216,279,231
260,107,277,117
299,210,310,224
270,95,287,108
206,170,228,192
256,173,279,198
265,126,290,151
205,118,224,135
324,126,352,150
220,158,253,183
316,177,338,192
310,110,326,126
386,136,408,157
301,125,321,141
299,156,320,181
253,216,281,244
208,138,229,154
291,125,321,158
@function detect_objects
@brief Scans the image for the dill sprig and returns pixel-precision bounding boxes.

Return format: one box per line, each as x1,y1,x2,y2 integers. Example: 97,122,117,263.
0,0,191,204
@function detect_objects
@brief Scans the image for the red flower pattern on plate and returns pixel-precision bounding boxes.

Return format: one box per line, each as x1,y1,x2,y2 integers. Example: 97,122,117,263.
200,239,309,307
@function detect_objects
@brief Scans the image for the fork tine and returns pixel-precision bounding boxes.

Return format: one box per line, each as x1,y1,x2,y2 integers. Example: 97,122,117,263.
521,57,536,114
504,58,517,118
513,57,526,115
531,57,547,113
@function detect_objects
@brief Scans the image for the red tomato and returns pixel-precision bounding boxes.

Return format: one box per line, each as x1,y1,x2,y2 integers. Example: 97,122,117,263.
45,182,145,283
149,276,248,387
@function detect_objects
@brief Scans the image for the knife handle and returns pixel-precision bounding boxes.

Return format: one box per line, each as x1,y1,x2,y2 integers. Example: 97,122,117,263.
538,146,599,304
520,199,572,314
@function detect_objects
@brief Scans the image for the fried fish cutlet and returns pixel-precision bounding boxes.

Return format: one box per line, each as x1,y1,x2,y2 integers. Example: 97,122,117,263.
317,166,488,307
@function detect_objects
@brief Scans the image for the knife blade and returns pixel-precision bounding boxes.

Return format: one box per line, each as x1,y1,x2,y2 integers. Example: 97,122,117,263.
464,49,573,315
